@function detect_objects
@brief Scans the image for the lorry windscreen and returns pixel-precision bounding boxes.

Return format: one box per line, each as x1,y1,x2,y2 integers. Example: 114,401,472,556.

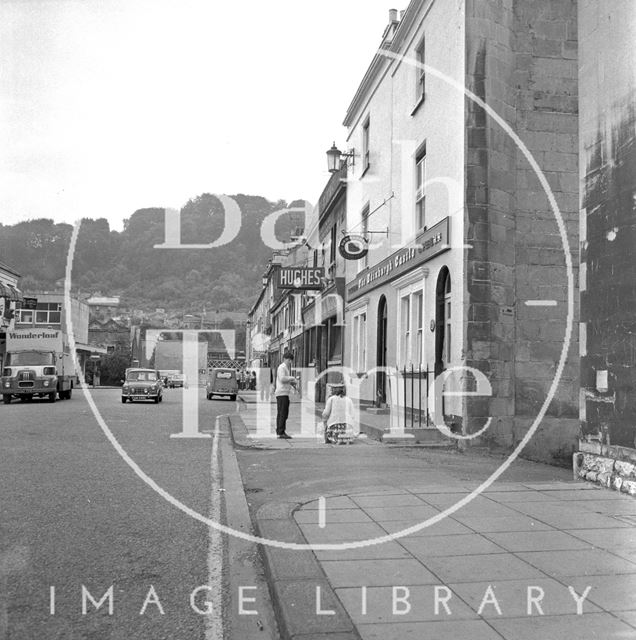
7,352,55,366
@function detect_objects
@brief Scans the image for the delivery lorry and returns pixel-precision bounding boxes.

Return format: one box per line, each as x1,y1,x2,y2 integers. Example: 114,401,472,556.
1,328,77,404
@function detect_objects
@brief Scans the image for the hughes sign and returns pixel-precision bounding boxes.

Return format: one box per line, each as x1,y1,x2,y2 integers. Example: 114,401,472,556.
277,267,324,290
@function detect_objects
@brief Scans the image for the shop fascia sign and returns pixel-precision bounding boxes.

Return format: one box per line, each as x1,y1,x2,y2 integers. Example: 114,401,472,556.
347,217,450,301
277,267,324,290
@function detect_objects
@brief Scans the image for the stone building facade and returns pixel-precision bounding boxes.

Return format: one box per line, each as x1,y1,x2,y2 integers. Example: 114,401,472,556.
339,0,579,462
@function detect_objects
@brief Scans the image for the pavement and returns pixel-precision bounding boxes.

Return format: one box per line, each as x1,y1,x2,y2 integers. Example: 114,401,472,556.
230,391,636,640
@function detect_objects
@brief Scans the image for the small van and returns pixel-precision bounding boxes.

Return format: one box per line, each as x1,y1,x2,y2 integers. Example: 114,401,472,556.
206,368,238,401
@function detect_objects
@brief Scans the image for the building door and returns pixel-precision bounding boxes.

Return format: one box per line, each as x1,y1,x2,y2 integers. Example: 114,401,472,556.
435,267,451,417
376,295,388,406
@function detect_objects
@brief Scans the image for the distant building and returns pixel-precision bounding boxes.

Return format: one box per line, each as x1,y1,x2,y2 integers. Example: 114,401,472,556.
0,259,23,370
14,291,105,378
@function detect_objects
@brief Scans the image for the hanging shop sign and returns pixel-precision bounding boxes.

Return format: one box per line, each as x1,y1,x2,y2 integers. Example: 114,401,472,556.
277,267,324,290
339,234,369,261
347,217,450,301
21,297,38,310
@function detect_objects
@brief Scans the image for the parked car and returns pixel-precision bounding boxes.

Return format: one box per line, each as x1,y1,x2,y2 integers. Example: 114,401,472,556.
206,368,238,401
121,369,163,404
169,373,187,388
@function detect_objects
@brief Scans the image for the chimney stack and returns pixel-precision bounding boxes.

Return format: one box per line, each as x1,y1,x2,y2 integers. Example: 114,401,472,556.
389,8,398,22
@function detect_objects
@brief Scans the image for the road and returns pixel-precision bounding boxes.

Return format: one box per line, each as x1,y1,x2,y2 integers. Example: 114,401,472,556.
0,387,237,640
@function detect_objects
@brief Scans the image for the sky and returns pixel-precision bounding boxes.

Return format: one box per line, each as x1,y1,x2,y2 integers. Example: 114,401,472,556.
0,0,404,231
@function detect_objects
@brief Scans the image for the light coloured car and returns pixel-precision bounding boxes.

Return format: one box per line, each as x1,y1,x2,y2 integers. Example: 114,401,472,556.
121,368,163,404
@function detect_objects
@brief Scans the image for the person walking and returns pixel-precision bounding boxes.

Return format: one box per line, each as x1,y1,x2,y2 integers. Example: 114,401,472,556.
275,352,297,439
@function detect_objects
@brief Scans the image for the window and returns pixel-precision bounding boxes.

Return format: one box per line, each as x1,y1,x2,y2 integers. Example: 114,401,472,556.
414,290,424,366
416,37,426,103
35,302,62,325
15,309,33,324
362,117,370,171
360,203,370,270
400,296,411,366
416,149,426,231
352,311,367,372
329,224,337,268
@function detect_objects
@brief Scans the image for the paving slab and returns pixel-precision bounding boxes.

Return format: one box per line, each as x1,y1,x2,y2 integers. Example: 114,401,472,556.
358,504,441,522
564,527,636,549
518,548,636,577
300,496,360,510
422,553,545,583
483,530,593,552
356,619,503,640
400,533,507,558
350,493,430,508
454,514,555,533
489,612,636,640
320,558,439,588
295,509,375,525
568,574,636,611
377,517,474,536
448,577,601,618
298,522,388,544
314,542,413,562
335,585,478,624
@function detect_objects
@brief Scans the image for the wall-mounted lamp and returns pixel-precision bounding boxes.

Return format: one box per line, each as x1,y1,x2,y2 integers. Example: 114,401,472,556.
327,142,356,173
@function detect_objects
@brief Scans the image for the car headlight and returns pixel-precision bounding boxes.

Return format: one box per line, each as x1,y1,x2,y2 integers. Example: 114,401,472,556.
3,382,9,388
43,380,50,387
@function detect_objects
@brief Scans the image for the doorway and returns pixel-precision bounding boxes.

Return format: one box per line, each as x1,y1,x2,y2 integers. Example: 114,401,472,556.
376,295,388,406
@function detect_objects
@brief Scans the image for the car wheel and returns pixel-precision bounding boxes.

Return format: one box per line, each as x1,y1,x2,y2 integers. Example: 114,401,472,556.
121,397,127,404
154,396,159,404
67,388,72,400
48,392,56,403
230,395,236,402
2,394,11,404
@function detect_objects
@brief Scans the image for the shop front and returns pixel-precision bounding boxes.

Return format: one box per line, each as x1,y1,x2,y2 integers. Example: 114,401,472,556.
344,218,459,424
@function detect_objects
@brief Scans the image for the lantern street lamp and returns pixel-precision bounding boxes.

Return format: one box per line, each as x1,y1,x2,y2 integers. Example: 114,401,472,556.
327,142,356,173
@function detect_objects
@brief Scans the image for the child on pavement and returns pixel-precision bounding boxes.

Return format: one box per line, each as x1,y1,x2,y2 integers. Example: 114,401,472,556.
321,383,356,444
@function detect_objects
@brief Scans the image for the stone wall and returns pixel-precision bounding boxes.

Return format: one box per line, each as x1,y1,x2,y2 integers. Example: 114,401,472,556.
465,0,579,464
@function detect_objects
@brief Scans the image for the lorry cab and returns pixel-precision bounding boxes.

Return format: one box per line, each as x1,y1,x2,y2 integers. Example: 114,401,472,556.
2,330,75,404
206,368,238,401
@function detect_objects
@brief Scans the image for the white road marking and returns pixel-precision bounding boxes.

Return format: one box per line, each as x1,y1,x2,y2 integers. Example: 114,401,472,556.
205,417,225,640
318,497,327,529
525,300,558,306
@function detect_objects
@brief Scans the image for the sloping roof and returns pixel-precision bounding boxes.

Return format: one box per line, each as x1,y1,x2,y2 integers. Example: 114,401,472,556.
0,259,21,278
0,282,23,301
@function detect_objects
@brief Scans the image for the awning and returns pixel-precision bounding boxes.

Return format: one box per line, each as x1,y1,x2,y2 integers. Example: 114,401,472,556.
0,283,23,302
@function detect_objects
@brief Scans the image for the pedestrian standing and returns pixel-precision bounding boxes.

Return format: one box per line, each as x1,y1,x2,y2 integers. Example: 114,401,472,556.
321,383,356,444
275,352,297,439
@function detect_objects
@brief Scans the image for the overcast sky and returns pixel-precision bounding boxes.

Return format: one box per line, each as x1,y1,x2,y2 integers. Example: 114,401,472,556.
0,0,402,231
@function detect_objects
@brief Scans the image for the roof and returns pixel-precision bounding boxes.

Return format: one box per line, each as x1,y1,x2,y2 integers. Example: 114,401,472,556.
343,1,420,128
0,259,21,278
0,282,23,301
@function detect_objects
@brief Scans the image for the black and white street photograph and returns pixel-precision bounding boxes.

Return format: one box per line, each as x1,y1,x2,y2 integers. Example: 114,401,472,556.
1,0,636,638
